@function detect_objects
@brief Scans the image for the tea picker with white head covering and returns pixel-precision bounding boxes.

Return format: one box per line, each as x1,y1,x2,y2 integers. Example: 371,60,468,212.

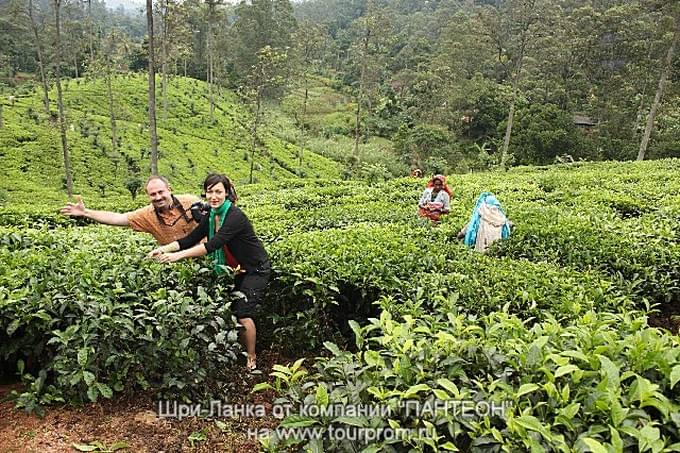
457,192,512,252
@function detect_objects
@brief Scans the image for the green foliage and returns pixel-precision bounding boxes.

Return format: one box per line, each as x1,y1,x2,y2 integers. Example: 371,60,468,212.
263,306,680,451
509,103,583,165
124,176,142,200
0,74,341,205
2,156,680,441
393,123,455,168
423,156,448,176
229,0,297,82
249,158,680,449
0,227,241,408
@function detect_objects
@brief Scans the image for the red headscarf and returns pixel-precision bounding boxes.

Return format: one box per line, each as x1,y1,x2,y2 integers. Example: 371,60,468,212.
426,174,452,197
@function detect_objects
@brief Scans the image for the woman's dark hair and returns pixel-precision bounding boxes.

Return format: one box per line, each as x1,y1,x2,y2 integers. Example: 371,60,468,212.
202,173,238,202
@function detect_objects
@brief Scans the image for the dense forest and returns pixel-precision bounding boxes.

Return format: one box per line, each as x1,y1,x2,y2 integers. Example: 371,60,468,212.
1,0,679,179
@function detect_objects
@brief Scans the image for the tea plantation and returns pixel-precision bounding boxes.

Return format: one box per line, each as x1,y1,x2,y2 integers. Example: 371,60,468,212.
1,159,680,451
0,74,341,205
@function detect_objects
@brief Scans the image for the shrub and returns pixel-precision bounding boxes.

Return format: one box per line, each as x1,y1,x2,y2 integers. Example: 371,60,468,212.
0,228,241,412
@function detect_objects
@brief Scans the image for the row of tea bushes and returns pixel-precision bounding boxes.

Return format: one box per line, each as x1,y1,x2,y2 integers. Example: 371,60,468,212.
0,226,242,413
260,300,680,451
495,205,680,306
266,224,633,350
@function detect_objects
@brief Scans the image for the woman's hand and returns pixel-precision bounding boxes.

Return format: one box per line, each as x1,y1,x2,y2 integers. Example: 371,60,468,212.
146,241,180,259
155,252,182,263
146,247,164,259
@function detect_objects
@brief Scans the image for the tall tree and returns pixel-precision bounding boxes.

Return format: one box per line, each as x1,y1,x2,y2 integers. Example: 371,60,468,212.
52,0,74,196
230,0,297,82
239,46,287,184
0,54,8,129
638,5,679,160
344,0,393,158
290,21,324,169
146,0,159,175
480,0,544,169
159,0,191,121
160,0,170,121
28,0,50,115
95,29,128,156
204,0,223,121
87,0,94,63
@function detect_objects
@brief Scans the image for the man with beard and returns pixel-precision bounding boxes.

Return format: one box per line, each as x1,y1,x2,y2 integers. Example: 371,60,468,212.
60,175,201,244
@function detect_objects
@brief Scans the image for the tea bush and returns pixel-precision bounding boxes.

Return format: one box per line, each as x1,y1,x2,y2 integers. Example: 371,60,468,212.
2,155,680,447
260,300,680,452
266,223,632,350
0,227,241,412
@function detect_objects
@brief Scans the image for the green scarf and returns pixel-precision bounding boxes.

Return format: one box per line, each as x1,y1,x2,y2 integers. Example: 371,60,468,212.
208,200,232,274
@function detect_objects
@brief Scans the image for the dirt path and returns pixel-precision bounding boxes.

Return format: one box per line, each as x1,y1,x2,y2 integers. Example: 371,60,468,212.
0,352,287,453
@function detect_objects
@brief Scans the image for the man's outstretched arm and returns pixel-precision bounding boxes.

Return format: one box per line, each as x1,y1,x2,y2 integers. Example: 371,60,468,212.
60,195,129,226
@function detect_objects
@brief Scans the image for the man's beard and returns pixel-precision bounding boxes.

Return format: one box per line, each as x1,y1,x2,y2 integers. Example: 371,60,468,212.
154,200,171,212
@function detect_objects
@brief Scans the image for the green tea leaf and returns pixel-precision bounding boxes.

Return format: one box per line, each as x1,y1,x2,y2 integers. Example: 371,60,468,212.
77,348,88,367
555,365,579,378
598,356,620,389
582,438,608,453
315,384,329,407
82,371,95,386
436,378,459,398
514,415,552,440
670,365,680,389
403,383,431,398
516,383,540,398
96,383,113,399
252,382,273,393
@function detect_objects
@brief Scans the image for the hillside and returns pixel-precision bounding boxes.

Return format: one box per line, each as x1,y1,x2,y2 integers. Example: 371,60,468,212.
0,74,342,205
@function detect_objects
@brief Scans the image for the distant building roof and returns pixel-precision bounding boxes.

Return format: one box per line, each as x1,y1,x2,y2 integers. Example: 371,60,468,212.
573,114,596,127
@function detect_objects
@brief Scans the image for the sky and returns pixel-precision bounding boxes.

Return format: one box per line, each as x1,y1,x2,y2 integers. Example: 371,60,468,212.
103,0,144,12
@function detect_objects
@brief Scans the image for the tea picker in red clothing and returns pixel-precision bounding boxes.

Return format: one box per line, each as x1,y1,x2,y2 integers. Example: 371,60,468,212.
417,174,452,222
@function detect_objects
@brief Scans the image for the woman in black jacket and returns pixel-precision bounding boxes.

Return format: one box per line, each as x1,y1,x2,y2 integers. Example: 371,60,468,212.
148,174,270,371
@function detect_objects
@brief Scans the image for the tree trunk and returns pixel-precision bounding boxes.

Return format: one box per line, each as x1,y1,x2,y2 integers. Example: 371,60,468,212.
353,27,370,159
632,87,648,137
299,82,308,168
249,95,261,184
353,92,362,158
209,53,215,119
146,0,159,175
638,22,679,161
207,18,215,121
87,0,94,63
73,54,79,78
28,0,50,115
161,0,168,122
500,93,516,170
106,70,118,154
53,0,74,196
632,40,655,137
162,68,168,122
